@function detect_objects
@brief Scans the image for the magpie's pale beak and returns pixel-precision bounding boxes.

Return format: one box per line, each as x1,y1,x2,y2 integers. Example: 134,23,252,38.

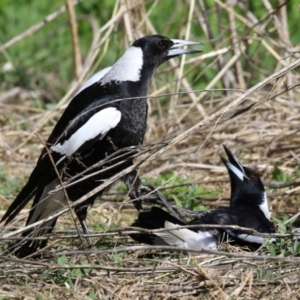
220,144,248,182
167,39,203,58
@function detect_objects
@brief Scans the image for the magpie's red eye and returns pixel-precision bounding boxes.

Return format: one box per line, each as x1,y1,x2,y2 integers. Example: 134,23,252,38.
249,174,256,180
157,40,167,50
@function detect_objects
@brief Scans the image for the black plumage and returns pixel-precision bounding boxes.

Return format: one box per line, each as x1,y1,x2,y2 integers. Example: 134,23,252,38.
1,35,202,257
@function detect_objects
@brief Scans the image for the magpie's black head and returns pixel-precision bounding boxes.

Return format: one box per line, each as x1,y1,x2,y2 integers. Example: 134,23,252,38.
100,35,202,89
220,144,271,220
132,35,202,66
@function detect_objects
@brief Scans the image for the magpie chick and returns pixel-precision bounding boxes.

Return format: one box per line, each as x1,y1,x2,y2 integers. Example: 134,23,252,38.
131,145,275,252
1,35,202,257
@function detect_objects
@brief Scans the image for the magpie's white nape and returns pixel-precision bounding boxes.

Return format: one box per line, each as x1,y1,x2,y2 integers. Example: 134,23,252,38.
1,34,202,258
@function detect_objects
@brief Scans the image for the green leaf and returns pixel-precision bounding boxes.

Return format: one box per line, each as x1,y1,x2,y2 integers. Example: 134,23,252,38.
272,166,292,182
57,255,68,265
268,243,276,256
88,290,96,300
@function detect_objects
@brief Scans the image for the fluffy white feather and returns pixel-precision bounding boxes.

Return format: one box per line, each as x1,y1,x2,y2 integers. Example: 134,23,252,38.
51,107,121,156
155,221,217,251
100,47,143,85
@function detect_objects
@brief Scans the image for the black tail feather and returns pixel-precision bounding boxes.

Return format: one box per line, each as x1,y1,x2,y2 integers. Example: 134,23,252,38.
1,168,56,225
7,218,58,258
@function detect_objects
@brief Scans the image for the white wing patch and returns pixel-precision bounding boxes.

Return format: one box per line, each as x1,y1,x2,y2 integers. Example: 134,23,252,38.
155,221,217,251
100,46,143,85
76,67,112,95
51,107,121,156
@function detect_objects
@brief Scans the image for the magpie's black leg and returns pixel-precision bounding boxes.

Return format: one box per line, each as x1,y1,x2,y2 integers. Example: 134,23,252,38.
123,170,143,211
141,183,181,221
75,205,92,247
139,184,204,220
122,171,182,221
80,219,92,247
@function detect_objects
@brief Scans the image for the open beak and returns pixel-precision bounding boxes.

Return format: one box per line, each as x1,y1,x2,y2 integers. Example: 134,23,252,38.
167,39,203,58
220,144,248,182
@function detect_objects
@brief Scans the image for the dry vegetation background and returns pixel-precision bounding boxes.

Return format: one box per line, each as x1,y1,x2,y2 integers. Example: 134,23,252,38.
1,0,300,299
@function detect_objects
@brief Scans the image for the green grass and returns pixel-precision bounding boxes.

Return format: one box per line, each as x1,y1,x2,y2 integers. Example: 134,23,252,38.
272,166,292,182
0,1,118,96
0,165,27,206
148,171,219,211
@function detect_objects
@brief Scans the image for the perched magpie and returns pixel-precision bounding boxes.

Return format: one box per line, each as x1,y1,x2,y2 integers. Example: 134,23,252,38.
1,35,202,257
131,145,275,252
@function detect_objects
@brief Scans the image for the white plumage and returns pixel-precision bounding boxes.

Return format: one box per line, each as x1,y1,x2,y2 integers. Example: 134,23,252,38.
155,221,217,251
100,47,143,85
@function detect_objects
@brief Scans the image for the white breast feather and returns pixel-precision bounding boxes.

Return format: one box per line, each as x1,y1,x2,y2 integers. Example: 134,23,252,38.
51,107,121,156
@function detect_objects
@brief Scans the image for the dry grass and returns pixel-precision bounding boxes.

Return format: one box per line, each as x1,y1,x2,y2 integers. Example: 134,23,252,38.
1,0,300,299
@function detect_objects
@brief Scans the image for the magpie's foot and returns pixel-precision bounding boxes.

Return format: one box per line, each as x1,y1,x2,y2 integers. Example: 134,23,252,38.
129,182,158,211
140,182,181,220
139,183,205,220
128,188,143,211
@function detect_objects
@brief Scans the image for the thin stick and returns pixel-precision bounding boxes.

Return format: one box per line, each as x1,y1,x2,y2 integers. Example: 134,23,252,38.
54,245,300,263
66,0,82,79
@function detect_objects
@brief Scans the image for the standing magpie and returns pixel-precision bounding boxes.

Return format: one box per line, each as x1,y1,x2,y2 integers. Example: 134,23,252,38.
131,145,275,252
1,35,202,257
